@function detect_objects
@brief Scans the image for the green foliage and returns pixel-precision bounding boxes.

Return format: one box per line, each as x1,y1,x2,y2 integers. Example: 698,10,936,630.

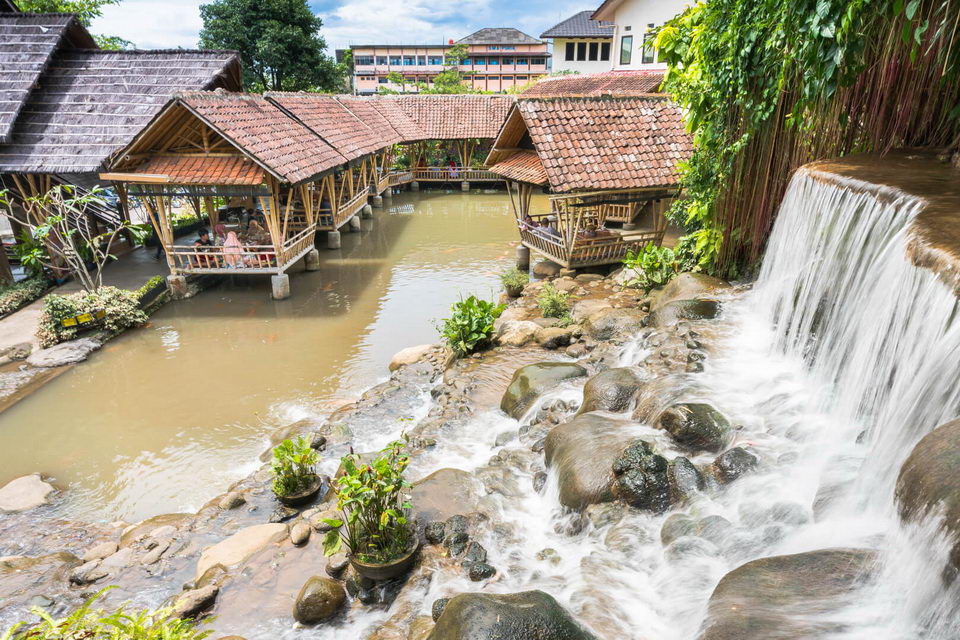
622,241,697,290
0,277,47,317
499,267,529,291
134,276,165,301
322,439,413,564
271,436,319,497
11,231,47,279
199,0,343,91
414,43,481,95
36,286,147,348
1,587,212,640
14,0,130,46
93,34,133,50
438,295,505,357
536,283,569,319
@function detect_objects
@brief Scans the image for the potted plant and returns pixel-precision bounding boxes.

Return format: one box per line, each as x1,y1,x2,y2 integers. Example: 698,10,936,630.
271,436,323,506
500,267,529,298
322,439,418,581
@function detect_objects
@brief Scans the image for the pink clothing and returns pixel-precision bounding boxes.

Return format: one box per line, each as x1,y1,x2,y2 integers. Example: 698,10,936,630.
223,231,243,267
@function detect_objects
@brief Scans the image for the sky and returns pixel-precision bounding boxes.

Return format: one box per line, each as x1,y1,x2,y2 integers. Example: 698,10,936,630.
90,0,591,52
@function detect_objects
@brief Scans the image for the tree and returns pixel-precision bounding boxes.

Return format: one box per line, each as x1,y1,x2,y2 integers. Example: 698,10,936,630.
417,43,479,94
199,0,344,92
14,0,133,49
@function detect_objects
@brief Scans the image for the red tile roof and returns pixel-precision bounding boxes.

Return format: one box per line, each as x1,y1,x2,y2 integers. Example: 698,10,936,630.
267,93,385,162
521,70,664,97
391,95,514,140
137,155,264,185
332,96,404,147
488,150,548,185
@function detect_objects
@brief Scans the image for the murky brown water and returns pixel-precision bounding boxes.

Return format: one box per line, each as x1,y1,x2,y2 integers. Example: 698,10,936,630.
0,190,544,523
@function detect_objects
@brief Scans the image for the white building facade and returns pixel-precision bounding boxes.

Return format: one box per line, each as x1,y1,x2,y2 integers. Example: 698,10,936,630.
592,0,689,70
540,11,614,75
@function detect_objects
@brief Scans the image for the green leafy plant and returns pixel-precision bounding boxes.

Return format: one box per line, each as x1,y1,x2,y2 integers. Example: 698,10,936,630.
438,295,506,357
36,286,147,348
500,267,529,294
322,439,414,564
0,277,47,317
622,241,697,291
134,275,165,301
10,231,47,278
1,587,212,640
536,283,570,319
271,435,319,497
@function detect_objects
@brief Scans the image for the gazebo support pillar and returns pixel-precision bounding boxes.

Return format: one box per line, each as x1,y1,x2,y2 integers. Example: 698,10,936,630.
516,246,530,269
327,230,341,249
461,181,470,192
167,275,189,300
271,273,290,300
410,181,419,192
362,204,373,218
305,248,320,271
372,195,383,208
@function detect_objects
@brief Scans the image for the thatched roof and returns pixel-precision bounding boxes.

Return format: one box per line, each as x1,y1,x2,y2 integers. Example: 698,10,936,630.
0,13,96,143
521,70,664,98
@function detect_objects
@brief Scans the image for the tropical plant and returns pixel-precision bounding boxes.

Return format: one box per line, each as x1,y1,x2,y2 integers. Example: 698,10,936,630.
0,587,212,640
271,436,319,497
536,282,570,319
10,231,46,279
500,267,529,293
134,275,165,301
0,277,47,317
622,241,697,290
322,439,414,564
36,286,147,348
438,295,506,357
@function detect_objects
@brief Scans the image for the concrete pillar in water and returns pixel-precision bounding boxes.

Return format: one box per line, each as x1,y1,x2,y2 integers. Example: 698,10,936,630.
349,216,361,231
384,188,393,199
305,248,320,271
271,273,290,300
622,222,637,231
327,230,341,249
361,204,373,218
410,181,420,192
516,245,530,269
166,275,189,300
461,181,470,192
372,195,384,208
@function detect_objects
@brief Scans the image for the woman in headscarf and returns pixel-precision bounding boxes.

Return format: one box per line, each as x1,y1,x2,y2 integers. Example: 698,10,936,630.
213,223,227,245
244,219,270,245
222,230,244,268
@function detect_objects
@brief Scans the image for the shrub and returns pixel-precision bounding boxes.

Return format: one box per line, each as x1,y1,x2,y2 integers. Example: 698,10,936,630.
134,275,165,301
36,286,147,348
0,277,47,317
536,283,570,319
271,436,319,497
1,587,212,640
438,295,505,357
499,267,529,292
322,439,414,564
622,240,697,291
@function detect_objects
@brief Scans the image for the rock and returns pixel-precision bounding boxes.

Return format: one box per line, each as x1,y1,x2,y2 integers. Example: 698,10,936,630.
424,521,446,544
533,261,562,278
412,469,482,523
409,616,435,640
532,471,548,493
432,597,450,622
711,447,760,483
69,559,106,585
699,548,877,640
427,590,596,640
325,553,349,578
290,522,311,546
578,368,642,415
583,308,645,341
499,321,541,347
570,299,612,323
140,539,170,566
293,576,346,625
195,523,287,580
647,299,721,328
26,337,101,367
545,413,636,509
462,541,487,566
897,417,960,571
390,344,435,371
661,513,696,545
0,341,32,363
444,532,469,556
495,430,516,447
565,343,588,358
500,362,588,420
575,273,603,283
173,585,218,619
535,326,573,350
468,563,496,581
310,509,339,532
667,456,705,502
656,403,731,453
649,273,731,311
218,492,246,510
0,474,56,512
610,440,671,513
81,541,118,563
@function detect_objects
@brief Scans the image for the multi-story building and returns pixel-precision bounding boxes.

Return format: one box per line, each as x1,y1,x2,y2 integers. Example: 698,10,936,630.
540,11,614,75
349,28,549,94
591,0,688,70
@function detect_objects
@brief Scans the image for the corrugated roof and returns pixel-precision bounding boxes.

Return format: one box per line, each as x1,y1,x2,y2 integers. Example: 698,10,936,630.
0,49,241,173
137,155,264,185
488,150,547,185
521,70,664,97
541,11,614,39
457,28,542,45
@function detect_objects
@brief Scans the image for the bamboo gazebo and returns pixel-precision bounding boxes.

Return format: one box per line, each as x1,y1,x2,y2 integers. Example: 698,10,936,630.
487,95,691,269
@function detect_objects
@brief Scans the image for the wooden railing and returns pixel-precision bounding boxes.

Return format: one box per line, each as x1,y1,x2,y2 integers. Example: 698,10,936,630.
278,224,318,270
377,173,391,193
603,203,638,223
518,222,665,268
319,190,367,230
411,167,501,182
388,171,413,186
166,223,318,275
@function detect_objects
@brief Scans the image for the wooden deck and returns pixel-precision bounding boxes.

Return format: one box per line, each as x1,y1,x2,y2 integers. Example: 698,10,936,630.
167,224,317,275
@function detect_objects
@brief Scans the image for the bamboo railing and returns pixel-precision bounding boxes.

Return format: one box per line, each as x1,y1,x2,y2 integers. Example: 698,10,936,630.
388,171,414,186
165,223,317,275
411,167,501,182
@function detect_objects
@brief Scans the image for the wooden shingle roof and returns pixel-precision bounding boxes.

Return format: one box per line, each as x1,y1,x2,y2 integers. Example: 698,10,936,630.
0,49,241,173
521,70,664,98
266,93,386,162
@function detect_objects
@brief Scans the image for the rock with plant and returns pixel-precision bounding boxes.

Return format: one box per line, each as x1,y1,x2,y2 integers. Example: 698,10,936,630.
500,267,530,297
271,435,320,499
536,283,571,324
622,240,697,291
438,295,506,357
36,286,148,348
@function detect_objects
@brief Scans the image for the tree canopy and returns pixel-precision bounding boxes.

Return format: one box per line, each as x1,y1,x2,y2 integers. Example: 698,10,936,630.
199,0,345,92
14,0,132,48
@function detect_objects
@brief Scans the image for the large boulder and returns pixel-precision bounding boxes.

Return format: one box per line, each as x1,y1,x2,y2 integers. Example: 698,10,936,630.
389,344,435,371
582,308,645,341
533,261,562,278
501,362,588,420
293,576,346,624
0,474,56,512
698,548,877,640
499,321,541,347
896,418,960,571
650,273,731,312
412,468,483,523
611,440,671,513
26,338,101,367
545,413,636,509
195,523,287,579
656,403,731,453
570,299,612,323
427,590,596,640
578,368,643,415
647,300,721,328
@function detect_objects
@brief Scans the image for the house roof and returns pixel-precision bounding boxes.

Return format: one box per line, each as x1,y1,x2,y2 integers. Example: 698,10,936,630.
457,28,541,45
541,11,614,39
266,93,386,162
137,155,264,186
591,0,627,22
488,150,547,185
487,96,691,193
0,49,241,173
521,70,664,97
0,13,97,144
391,95,514,140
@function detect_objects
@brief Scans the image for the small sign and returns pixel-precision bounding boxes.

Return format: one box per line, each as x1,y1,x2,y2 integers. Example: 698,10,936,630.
60,310,106,328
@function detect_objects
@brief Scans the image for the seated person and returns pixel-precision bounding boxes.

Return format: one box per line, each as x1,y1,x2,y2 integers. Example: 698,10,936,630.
521,214,535,230
192,228,215,267
222,231,244,268
580,224,598,239
540,215,561,238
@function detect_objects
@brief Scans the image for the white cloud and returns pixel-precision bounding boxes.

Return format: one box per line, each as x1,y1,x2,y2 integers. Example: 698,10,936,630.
90,0,203,49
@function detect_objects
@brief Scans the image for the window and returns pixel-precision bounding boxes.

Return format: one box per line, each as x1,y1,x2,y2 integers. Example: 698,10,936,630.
503,57,513,65
460,57,471,65
516,75,528,81
376,56,387,65
475,57,486,65
389,56,401,65
428,56,443,65
517,57,529,65
354,55,375,65
531,57,545,65
488,57,499,65
600,42,611,61
474,75,486,81
642,24,656,64
416,55,426,65
565,42,575,61
502,45,516,50
489,45,500,50
403,56,415,65
502,75,514,81
588,42,599,61
577,42,587,61
619,35,633,65
378,77,388,84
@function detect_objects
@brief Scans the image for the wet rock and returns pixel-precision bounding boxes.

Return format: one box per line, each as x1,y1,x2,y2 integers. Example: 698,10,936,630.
610,440,671,513
462,541,487,566
535,326,574,350
532,471,548,493
584,502,624,528
545,413,636,509
533,261,562,278
649,273,731,311
424,521,446,544
663,536,720,564
173,585,218,619
412,469,482,523
310,509,339,532
666,456,705,503
769,502,810,527
218,492,246,510
495,430,516,447
195,523,287,580
289,521,311,546
141,539,170,565
570,299,612,323
711,447,760,483
699,548,877,640
390,344,435,371
656,403,731,453
661,513,696,545
69,559,106,585
565,343,588,358
293,576,346,625
82,541,118,563
499,321,542,347
583,308,645,341
444,532,469,556
500,362,588,420
427,590,596,640
432,597,450,622
695,515,735,548
269,506,299,523
468,562,496,581
26,337,101,367
647,299,721,328
578,367,642,414
196,564,229,589
0,474,56,512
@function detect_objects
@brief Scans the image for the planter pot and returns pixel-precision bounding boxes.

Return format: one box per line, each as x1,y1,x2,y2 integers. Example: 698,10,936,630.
505,284,525,298
275,474,324,507
350,538,420,582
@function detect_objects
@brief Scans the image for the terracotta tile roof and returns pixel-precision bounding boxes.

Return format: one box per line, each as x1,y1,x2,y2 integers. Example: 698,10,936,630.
391,95,514,140
365,97,425,141
541,11,614,38
516,96,691,193
266,93,386,162
332,96,404,146
488,150,547,185
137,155,264,185
178,92,346,184
521,70,664,97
